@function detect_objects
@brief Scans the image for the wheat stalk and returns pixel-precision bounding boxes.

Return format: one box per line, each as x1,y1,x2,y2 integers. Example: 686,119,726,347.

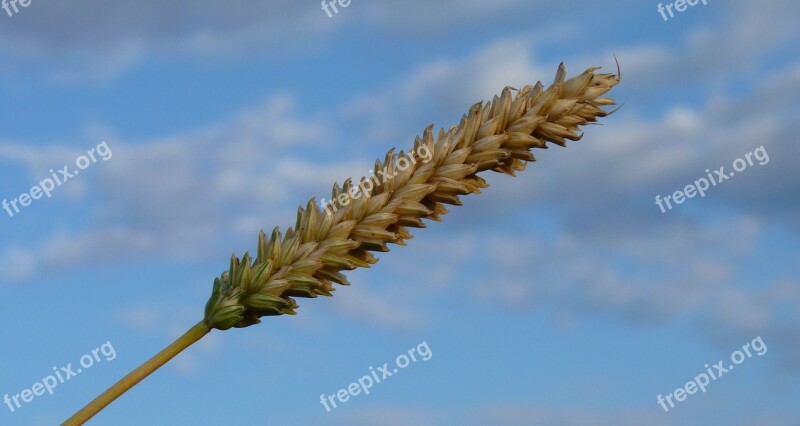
64,62,620,425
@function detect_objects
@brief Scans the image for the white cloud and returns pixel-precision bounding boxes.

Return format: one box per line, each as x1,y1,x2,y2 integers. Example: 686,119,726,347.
0,0,578,83
331,283,425,331
343,36,549,146
0,94,332,281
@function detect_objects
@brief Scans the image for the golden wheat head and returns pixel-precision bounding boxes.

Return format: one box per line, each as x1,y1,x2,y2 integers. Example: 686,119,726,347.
203,62,621,330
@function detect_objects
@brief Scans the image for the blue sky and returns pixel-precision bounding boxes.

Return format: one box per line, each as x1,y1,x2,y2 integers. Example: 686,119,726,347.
1,0,799,424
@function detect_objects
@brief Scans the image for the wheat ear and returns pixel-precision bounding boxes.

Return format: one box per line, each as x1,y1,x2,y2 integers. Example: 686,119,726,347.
65,62,619,425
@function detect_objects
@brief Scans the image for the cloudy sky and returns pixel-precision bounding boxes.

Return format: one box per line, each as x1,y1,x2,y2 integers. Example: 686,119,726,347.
1,1,799,425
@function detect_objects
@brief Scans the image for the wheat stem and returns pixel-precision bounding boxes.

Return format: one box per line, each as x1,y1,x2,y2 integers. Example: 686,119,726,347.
63,321,210,425
63,62,619,422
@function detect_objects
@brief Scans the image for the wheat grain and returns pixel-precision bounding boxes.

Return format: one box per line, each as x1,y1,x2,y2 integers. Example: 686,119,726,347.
203,62,621,330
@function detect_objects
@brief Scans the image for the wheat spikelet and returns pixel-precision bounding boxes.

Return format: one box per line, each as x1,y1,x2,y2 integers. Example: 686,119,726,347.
203,62,620,330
